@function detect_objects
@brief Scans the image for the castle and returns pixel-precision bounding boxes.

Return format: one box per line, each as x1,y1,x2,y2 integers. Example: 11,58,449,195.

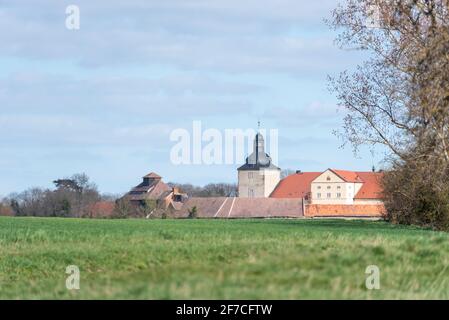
124,131,385,218
237,131,383,206
237,132,281,198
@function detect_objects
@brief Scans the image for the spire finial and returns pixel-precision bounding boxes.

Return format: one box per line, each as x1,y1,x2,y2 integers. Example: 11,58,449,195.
257,119,261,131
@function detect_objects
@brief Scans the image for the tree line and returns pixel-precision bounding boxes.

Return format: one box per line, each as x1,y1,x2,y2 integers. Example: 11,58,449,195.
1,173,104,218
0,174,238,218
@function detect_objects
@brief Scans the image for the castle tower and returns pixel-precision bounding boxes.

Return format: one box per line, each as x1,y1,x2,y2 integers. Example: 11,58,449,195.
237,132,281,198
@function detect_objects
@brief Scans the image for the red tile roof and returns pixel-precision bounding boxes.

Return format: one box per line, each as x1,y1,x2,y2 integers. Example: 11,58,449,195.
354,172,384,199
86,201,116,218
270,170,384,200
305,204,385,217
0,204,14,216
330,169,363,183
270,172,321,198
143,172,161,179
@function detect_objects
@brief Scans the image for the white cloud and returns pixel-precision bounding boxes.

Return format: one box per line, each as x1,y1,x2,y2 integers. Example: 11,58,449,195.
0,1,362,74
0,72,259,117
0,0,380,194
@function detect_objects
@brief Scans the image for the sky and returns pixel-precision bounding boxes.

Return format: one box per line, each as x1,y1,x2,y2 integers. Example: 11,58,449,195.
0,0,385,196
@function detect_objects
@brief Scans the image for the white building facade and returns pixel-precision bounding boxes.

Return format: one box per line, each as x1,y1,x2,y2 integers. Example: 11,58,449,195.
310,169,363,205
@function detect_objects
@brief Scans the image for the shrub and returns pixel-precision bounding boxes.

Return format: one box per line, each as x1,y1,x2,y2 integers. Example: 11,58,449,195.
383,157,449,231
112,198,133,219
188,206,198,219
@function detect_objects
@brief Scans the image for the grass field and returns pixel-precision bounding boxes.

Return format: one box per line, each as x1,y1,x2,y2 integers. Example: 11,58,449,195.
0,216,448,299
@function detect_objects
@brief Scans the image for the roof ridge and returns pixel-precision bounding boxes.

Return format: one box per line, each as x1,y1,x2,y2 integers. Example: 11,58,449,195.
143,172,161,178
328,168,362,182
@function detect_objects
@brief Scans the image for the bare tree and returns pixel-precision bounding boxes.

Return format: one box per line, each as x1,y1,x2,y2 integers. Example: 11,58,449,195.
329,0,449,230
113,198,133,218
8,173,101,218
329,0,449,157
53,173,100,217
136,199,158,218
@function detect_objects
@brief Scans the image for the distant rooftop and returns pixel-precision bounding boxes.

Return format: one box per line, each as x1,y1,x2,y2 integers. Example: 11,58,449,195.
143,172,161,179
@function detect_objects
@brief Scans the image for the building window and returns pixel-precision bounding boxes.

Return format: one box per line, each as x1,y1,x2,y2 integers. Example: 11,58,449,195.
327,186,331,189
337,186,341,190
248,189,254,197
327,193,331,198
248,172,254,179
317,186,321,189
337,193,341,198
317,193,321,198
326,176,331,181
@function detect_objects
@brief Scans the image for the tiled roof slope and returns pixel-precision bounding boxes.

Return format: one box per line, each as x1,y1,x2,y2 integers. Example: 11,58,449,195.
143,172,161,179
126,172,171,201
306,204,385,217
330,169,363,183
127,180,171,201
354,172,384,199
174,197,304,218
270,172,321,198
271,171,384,200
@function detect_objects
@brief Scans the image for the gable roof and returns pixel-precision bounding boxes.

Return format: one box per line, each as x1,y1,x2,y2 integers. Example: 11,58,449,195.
270,170,384,200
354,172,384,199
143,172,161,179
127,180,171,200
329,169,363,183
126,172,171,201
270,172,321,198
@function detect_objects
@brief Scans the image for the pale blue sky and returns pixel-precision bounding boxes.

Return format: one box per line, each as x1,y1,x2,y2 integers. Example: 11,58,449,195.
0,0,384,196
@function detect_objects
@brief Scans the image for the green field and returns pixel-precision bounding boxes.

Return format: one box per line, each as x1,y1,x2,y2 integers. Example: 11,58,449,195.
0,216,448,299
